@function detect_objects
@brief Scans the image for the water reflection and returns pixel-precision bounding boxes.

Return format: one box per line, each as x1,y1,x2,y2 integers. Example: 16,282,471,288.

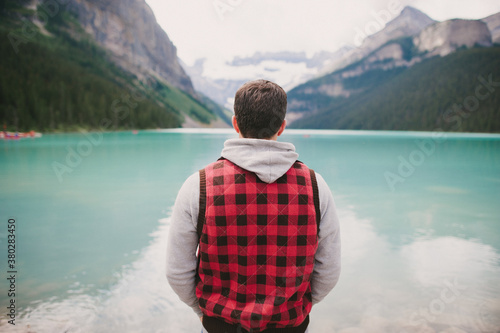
6,217,201,333
310,208,500,332
401,237,499,287
5,208,498,332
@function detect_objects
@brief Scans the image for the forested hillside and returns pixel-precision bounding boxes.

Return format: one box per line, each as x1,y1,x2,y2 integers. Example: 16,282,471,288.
0,1,225,132
290,46,500,132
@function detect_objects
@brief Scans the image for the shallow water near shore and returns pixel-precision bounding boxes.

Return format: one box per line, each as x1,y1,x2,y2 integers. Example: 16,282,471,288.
1,129,499,332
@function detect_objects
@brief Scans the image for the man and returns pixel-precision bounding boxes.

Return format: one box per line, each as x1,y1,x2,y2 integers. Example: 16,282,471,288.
166,80,341,333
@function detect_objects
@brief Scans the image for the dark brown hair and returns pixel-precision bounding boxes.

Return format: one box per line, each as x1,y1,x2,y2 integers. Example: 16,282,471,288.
234,80,287,139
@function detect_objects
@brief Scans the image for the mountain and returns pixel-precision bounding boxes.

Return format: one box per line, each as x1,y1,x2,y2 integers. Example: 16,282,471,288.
289,46,500,132
184,6,434,111
183,47,353,109
360,6,436,49
181,58,248,110
324,6,436,73
483,12,500,44
66,0,195,95
414,19,492,57
0,0,224,131
286,7,499,133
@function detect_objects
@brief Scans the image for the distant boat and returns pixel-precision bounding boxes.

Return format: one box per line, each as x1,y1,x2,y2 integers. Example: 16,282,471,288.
0,131,42,140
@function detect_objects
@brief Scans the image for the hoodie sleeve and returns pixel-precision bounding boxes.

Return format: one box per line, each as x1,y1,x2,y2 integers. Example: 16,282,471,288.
166,172,203,317
311,172,341,305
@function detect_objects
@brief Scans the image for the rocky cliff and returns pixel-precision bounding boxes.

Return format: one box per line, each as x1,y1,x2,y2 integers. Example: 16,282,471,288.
64,0,195,95
326,6,435,73
414,19,492,57
359,6,435,56
483,12,500,44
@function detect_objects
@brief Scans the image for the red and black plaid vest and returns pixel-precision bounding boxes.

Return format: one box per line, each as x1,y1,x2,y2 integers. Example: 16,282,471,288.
196,158,320,333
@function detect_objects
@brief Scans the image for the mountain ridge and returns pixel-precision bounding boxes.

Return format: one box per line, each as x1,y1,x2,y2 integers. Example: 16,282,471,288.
289,46,500,132
326,6,436,73
0,0,227,131
66,0,195,95
287,14,495,114
286,7,499,133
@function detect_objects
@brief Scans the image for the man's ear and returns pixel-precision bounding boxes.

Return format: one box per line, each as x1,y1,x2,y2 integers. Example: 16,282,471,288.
277,119,286,137
232,116,240,134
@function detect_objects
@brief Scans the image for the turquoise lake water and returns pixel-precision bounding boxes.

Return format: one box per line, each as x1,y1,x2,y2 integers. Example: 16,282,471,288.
0,129,499,332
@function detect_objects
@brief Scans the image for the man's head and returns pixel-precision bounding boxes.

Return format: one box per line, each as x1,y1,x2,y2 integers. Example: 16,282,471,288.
233,80,287,140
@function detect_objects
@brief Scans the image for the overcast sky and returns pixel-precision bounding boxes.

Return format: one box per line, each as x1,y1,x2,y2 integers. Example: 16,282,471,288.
145,0,500,65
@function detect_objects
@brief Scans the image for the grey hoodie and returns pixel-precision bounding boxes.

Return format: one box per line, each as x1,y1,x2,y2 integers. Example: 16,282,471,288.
166,138,341,318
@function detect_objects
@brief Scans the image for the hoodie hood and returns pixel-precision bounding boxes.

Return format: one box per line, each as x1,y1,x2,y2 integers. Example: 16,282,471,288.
221,138,299,184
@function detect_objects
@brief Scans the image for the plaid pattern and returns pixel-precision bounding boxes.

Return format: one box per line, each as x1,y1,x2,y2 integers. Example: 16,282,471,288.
196,158,319,332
